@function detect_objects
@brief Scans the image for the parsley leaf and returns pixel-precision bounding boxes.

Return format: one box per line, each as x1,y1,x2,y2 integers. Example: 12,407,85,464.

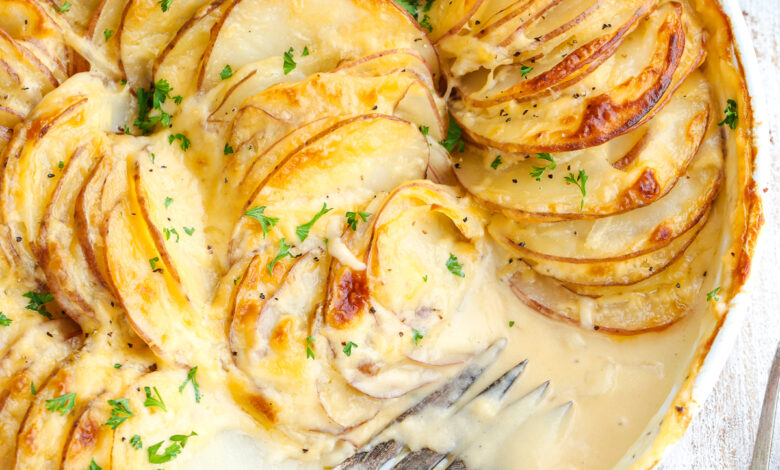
345,211,371,231
306,336,315,359
114,363,122,369
183,226,195,236
343,341,357,357
55,1,70,12
58,160,64,169
170,431,197,448
134,79,180,134
164,196,173,208
283,47,296,75
158,0,172,12
490,155,502,170
130,434,143,450
147,440,182,464
419,125,429,136
0,312,11,326
412,329,424,346
105,398,134,430
394,0,418,17
718,99,738,130
302,46,310,57
163,227,179,243
707,287,721,302
529,153,556,181
30,381,36,395
519,64,533,78
509,321,515,327
266,238,293,275
243,206,278,238
220,64,233,80
23,291,54,318
46,392,76,415
88,459,101,470
144,386,167,411
446,253,465,278
179,367,201,403
564,170,588,210
104,29,113,42
296,203,332,241
420,14,433,32
441,115,465,153
224,142,234,155
149,257,160,271
168,133,190,151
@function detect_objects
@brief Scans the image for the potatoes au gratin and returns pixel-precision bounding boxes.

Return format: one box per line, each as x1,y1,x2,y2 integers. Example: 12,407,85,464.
0,0,762,469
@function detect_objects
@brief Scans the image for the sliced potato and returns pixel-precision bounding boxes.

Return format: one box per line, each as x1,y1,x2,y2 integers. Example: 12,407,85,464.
119,0,211,86
506,210,719,332
84,0,128,68
423,0,485,42
60,394,117,470
450,2,706,153
197,0,438,92
455,72,711,218
0,319,82,468
489,119,722,261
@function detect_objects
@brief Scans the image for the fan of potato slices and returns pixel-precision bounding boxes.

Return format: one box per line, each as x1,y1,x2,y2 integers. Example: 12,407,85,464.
0,0,737,467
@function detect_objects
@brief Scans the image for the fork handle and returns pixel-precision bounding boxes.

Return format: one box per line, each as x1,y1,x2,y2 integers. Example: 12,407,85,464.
750,343,780,470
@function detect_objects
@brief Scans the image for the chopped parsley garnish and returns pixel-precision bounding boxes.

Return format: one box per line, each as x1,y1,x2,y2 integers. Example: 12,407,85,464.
220,64,233,80
244,206,279,238
23,291,54,318
267,238,293,275
158,0,172,12
343,341,357,357
393,0,434,31
519,64,533,78
55,1,70,12
134,79,181,134
58,160,64,169
46,392,76,415
283,47,297,75
149,257,160,271
105,398,134,430
419,125,429,137
707,287,721,302
564,169,588,210
170,431,197,448
0,312,11,326
423,275,428,282
130,434,143,450
306,336,315,359
144,386,167,411
420,14,433,32
296,203,332,241
163,227,179,243
224,142,234,155
183,226,195,236
412,329,424,346
394,0,419,16
88,459,101,470
509,321,515,327
490,155,503,170
302,46,310,57
179,367,201,403
30,381,36,395
446,253,465,278
441,115,465,153
718,99,738,130
529,153,556,181
147,440,181,464
168,133,190,151
114,363,122,369
165,196,174,209
345,211,371,231
104,29,113,42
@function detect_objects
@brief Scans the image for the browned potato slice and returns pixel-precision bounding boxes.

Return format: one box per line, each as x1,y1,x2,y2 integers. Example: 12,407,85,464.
321,182,488,397
60,395,116,470
423,0,485,42
489,119,722,262
39,0,102,35
74,154,115,289
455,72,711,218
507,209,720,333
0,319,82,468
197,0,438,92
119,0,211,86
13,338,147,469
450,2,706,153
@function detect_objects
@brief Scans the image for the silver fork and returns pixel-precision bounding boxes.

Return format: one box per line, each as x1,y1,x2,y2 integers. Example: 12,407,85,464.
334,339,572,470
750,342,780,470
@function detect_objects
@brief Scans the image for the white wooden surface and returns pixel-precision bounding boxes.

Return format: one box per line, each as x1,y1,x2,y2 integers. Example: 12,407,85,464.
659,2,780,468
